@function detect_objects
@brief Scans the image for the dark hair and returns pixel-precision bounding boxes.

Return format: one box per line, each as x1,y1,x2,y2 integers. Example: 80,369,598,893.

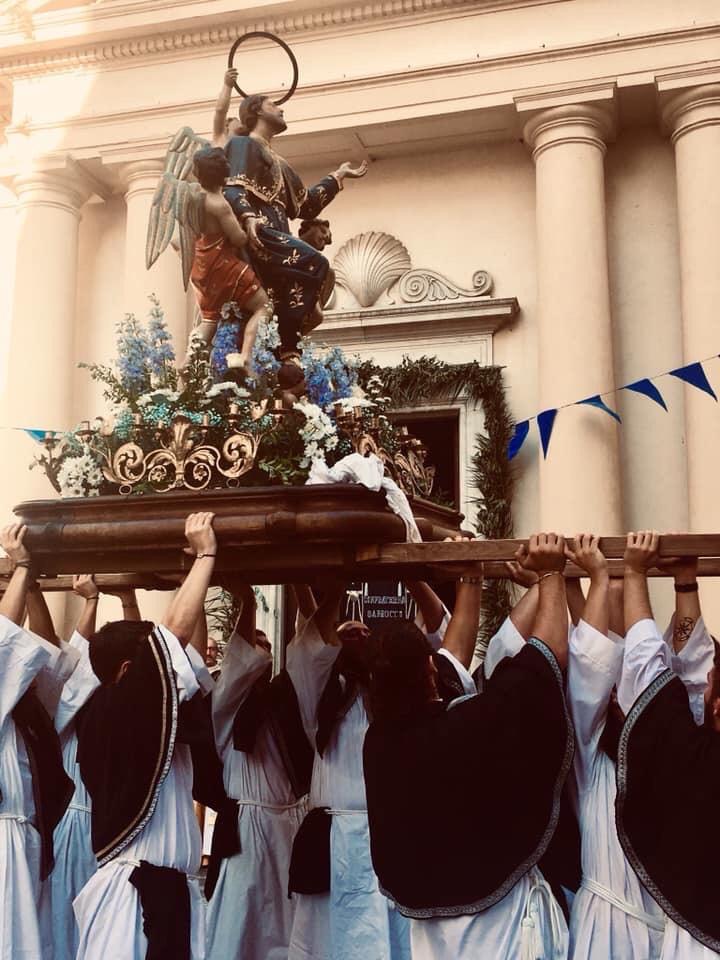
369,619,434,722
239,94,269,132
599,690,624,763
89,620,154,685
299,219,329,236
193,146,230,191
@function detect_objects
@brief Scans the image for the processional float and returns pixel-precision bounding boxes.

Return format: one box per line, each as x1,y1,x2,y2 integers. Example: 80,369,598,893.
6,33,720,593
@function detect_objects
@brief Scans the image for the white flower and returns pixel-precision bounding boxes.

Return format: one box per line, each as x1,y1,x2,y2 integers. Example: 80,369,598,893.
57,452,104,499
293,400,339,464
137,388,179,407
205,382,250,399
329,395,375,413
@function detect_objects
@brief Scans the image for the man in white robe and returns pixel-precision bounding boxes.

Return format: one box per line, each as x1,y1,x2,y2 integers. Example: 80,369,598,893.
364,533,572,960
563,536,665,960
0,522,74,960
288,580,453,960
206,583,342,960
616,530,720,959
73,511,218,960
45,580,143,960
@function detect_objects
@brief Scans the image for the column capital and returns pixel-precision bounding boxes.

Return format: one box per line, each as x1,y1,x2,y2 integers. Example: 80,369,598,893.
13,170,89,218
661,84,720,144
120,159,166,200
522,102,615,161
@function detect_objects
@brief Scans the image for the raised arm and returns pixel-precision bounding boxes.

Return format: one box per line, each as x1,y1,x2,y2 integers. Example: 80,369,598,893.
405,580,445,636
565,578,585,627
565,534,609,636
314,583,346,646
504,561,540,639
26,582,59,646
163,512,217,645
291,584,317,622
73,574,100,640
516,533,568,669
441,569,484,670
617,531,669,714
234,582,257,646
624,531,658,632
0,523,34,626
656,553,701,654
212,68,238,146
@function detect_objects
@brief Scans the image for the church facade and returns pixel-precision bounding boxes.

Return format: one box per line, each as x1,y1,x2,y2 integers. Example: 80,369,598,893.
1,0,719,632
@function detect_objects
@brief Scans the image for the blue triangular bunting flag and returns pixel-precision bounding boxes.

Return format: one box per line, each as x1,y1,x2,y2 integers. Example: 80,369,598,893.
537,409,557,459
669,362,717,401
623,379,668,411
577,395,622,423
22,429,48,443
507,420,530,461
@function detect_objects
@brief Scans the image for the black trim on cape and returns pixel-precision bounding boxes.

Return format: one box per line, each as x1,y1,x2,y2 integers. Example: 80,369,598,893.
232,667,314,801
616,669,720,952
12,688,74,881
364,639,574,919
77,627,178,866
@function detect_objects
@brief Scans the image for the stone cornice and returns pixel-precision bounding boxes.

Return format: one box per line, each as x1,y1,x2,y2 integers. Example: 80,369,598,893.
0,0,548,76
320,297,519,350
2,5,720,79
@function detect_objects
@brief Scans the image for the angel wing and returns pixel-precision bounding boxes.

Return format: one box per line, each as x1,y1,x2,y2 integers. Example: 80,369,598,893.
145,126,210,284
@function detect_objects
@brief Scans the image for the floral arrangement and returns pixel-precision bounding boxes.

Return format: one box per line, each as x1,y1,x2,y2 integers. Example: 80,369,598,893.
35,299,401,499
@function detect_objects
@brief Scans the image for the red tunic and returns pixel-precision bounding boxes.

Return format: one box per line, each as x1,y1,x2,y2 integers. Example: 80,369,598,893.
191,234,260,321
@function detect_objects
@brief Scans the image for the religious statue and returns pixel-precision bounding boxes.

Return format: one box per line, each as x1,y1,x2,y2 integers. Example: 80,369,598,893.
223,95,367,384
145,130,272,380
145,35,366,394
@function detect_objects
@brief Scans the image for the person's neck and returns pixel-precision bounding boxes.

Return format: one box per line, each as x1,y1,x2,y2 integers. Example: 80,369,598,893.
251,124,274,146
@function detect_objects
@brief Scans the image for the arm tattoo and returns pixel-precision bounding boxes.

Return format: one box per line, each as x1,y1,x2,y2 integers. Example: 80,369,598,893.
673,616,695,648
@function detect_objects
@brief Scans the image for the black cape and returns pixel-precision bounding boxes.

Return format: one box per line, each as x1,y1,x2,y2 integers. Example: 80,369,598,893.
77,628,178,865
616,670,720,951
363,639,574,918
12,688,74,880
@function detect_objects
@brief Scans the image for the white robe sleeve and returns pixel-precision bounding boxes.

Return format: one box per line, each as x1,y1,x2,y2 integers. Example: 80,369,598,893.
436,647,477,697
184,643,216,698
617,618,671,715
33,637,80,718
664,614,714,726
416,604,450,652
212,632,272,757
0,614,54,725
155,624,201,704
285,612,341,744
567,619,624,793
483,616,525,680
54,633,100,735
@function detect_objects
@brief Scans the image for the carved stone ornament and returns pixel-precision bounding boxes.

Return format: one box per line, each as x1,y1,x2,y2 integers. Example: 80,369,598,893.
331,231,494,311
333,232,412,308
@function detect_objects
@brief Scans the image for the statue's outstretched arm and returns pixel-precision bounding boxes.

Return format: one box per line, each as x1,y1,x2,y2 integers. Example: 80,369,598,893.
297,160,369,220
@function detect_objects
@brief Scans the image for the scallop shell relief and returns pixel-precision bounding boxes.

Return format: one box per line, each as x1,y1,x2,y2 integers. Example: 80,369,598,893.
333,232,412,308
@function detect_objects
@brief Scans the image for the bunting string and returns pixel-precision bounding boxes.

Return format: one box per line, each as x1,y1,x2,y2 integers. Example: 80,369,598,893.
508,351,720,461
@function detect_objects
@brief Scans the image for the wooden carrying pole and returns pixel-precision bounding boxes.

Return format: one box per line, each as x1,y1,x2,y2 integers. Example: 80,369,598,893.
3,535,720,589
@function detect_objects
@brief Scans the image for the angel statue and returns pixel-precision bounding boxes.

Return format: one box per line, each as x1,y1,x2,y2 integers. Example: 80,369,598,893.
146,128,273,381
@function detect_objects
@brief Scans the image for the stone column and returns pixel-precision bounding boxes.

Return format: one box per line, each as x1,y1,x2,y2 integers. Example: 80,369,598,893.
523,103,623,533
662,84,720,532
122,160,190,350
2,171,88,624
4,172,88,496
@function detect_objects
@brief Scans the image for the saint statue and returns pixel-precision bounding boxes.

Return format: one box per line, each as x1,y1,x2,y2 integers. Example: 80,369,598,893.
223,95,367,383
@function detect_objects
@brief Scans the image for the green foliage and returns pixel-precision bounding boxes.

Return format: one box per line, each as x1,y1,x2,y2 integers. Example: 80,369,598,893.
358,357,515,648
